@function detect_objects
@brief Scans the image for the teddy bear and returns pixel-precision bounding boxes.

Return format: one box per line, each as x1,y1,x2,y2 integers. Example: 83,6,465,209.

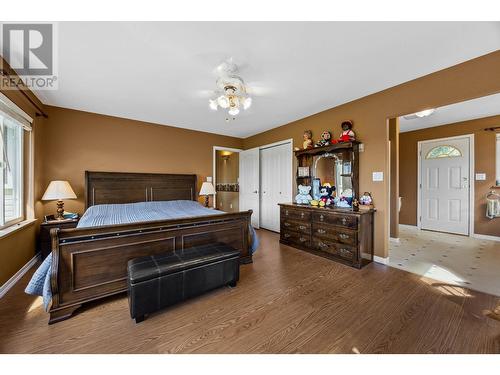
295,184,313,204
315,131,332,147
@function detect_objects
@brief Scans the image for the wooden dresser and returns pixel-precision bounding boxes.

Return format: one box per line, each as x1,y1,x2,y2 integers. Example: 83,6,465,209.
279,203,374,268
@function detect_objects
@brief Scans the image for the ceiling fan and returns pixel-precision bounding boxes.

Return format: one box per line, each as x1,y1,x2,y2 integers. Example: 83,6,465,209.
195,58,273,121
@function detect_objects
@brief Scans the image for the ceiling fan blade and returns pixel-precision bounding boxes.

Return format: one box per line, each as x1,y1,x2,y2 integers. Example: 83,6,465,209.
246,84,276,96
191,89,216,98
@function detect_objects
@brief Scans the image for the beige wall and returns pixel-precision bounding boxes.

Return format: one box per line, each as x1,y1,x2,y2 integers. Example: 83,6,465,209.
389,118,399,238
0,57,46,285
40,106,243,216
244,51,500,258
399,115,500,237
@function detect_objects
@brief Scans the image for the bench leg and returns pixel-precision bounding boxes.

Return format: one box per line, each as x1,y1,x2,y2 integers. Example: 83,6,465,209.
135,315,145,324
228,280,237,288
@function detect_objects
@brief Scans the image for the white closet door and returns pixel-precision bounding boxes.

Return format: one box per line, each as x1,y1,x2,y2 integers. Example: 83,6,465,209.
239,147,260,228
260,142,292,232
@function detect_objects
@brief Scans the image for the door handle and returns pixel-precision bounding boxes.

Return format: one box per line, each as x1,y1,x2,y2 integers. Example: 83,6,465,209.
253,190,258,194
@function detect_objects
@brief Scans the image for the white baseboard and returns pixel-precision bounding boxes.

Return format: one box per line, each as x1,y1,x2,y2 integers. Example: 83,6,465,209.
472,233,500,242
374,255,390,265
362,253,390,265
399,224,418,230
0,253,39,299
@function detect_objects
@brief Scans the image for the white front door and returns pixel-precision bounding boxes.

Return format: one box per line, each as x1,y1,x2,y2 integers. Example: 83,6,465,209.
239,147,260,228
260,142,292,232
420,136,470,235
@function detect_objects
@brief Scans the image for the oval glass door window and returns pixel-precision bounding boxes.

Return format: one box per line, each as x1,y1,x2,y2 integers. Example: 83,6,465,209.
425,145,462,159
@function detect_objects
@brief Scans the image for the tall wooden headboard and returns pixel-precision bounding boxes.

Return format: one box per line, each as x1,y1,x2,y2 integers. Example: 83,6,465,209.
85,171,197,209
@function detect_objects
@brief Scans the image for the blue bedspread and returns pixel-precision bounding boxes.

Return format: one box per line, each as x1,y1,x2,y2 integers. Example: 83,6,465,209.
25,200,259,310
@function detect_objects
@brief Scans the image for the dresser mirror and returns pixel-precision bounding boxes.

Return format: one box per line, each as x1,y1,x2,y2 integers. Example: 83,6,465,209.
312,151,354,206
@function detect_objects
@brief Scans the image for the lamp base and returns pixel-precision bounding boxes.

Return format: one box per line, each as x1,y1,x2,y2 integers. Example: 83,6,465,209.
204,196,210,208
55,200,65,220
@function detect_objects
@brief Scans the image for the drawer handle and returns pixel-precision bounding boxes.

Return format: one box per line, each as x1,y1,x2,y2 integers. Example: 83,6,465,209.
340,248,351,257
341,217,347,225
317,229,326,234
339,233,349,239
284,233,290,238
318,241,327,248
285,210,289,216
284,222,291,227
299,225,307,230
299,237,307,242
300,212,305,218
319,214,324,221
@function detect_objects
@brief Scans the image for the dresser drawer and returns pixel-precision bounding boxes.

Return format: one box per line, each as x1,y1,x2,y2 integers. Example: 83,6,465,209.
313,238,357,262
281,230,311,247
281,207,311,221
312,223,357,246
312,212,358,229
282,219,311,234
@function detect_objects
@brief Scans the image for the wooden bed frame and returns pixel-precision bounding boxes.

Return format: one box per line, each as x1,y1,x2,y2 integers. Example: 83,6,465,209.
48,171,253,324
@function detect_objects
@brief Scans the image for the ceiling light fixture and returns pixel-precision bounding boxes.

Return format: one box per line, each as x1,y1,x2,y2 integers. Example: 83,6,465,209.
415,108,436,118
403,108,436,120
209,59,252,118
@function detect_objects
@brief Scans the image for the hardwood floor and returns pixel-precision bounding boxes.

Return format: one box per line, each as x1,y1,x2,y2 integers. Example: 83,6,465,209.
1,229,499,353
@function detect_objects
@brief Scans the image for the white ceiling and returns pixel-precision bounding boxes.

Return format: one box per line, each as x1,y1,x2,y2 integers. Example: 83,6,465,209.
18,22,500,137
399,93,500,132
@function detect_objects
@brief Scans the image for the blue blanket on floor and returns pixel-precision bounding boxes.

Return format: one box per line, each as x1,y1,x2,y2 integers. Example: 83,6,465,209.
25,200,259,310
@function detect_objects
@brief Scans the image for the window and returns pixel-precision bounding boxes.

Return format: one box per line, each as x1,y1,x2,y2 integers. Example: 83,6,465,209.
0,108,24,228
425,145,462,159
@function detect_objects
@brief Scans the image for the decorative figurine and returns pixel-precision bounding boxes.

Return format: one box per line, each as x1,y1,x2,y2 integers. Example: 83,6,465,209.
295,184,313,204
339,120,356,142
358,192,374,210
315,131,332,147
319,183,335,206
303,130,313,149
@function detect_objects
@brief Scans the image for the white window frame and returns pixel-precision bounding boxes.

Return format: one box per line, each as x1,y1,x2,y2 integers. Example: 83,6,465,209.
0,93,33,230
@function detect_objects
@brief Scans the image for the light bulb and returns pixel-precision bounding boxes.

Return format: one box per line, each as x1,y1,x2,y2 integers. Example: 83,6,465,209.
217,96,229,109
228,107,240,116
243,97,252,110
415,109,435,118
209,99,218,111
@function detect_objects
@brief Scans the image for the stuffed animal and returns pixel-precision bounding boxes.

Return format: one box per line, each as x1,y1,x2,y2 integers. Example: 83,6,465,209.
339,120,356,142
319,183,335,206
315,131,332,147
295,184,313,204
303,130,313,149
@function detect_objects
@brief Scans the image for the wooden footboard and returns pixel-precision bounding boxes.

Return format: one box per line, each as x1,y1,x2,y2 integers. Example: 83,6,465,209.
48,210,252,324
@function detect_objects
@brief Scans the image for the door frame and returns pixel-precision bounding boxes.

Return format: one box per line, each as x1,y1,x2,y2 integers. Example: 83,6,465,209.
212,146,242,209
417,133,475,236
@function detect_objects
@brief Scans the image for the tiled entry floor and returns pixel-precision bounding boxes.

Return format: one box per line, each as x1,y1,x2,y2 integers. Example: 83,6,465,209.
389,225,500,296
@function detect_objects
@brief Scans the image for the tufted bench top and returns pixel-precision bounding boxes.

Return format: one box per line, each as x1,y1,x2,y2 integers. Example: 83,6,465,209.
127,243,240,284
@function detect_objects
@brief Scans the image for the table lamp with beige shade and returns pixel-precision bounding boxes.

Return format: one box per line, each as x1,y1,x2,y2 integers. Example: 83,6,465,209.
199,177,216,208
42,180,77,220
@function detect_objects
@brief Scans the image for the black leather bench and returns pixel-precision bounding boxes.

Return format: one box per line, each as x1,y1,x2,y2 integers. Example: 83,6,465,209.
127,243,240,323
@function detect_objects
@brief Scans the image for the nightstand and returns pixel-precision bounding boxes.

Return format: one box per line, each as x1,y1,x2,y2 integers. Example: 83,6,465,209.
39,217,80,260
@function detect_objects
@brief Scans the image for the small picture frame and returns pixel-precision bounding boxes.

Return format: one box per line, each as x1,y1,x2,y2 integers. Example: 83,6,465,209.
298,166,310,177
